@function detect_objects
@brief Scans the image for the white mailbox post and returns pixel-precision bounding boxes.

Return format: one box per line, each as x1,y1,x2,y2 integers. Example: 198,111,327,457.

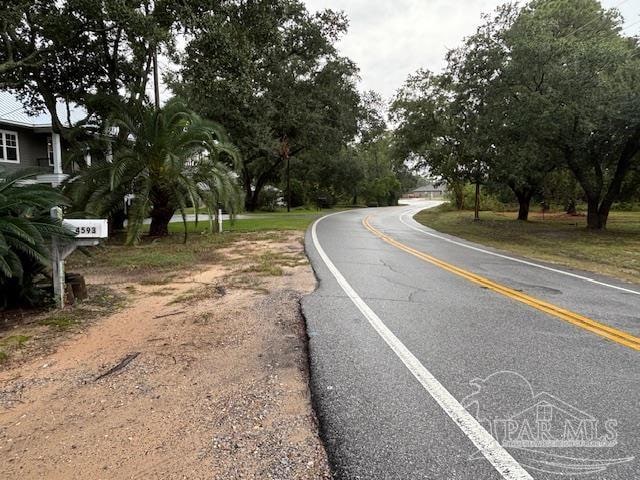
51,207,108,308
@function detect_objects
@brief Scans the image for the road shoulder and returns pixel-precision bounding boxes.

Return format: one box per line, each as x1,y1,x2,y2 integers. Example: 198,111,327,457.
0,232,331,479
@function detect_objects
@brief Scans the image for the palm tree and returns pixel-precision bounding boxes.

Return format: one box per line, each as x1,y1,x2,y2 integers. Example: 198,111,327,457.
0,168,72,308
68,99,242,244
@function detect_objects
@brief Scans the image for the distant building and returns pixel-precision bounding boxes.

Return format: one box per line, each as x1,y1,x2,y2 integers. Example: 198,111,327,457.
404,182,447,199
0,91,92,186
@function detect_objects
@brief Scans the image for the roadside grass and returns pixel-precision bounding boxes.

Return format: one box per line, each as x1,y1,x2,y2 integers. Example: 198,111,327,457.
223,274,270,294
414,205,640,284
0,335,30,348
68,209,340,275
169,284,227,305
182,206,353,216
0,335,31,362
0,286,126,365
138,276,177,286
67,233,234,274
165,210,337,234
242,250,307,277
226,216,318,232
36,287,127,331
39,315,78,330
245,251,284,276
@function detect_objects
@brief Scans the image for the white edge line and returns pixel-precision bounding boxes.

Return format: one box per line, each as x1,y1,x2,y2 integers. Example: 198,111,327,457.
311,211,534,480
400,208,640,296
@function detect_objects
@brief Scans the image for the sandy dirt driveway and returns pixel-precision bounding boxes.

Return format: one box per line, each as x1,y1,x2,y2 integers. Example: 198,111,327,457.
0,232,330,479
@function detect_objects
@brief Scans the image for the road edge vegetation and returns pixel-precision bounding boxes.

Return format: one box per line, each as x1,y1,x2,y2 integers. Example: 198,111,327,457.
414,204,640,285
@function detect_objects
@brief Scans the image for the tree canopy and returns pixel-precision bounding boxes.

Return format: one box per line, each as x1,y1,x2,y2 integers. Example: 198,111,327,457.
173,0,362,210
1,0,191,136
392,0,640,227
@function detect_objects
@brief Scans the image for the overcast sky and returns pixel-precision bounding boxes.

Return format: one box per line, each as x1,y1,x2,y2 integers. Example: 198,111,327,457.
304,0,640,100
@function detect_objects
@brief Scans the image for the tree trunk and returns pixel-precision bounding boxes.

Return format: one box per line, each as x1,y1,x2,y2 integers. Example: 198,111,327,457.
242,171,255,211
567,125,640,230
148,201,175,237
586,197,610,230
244,190,257,212
598,204,610,229
515,190,532,221
474,182,480,221
586,197,603,230
109,209,126,235
286,155,291,213
243,170,270,212
452,182,464,210
245,186,262,212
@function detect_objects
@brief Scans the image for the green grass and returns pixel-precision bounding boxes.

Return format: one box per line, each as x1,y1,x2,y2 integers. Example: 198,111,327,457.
169,284,227,305
105,248,197,269
39,314,79,330
0,335,30,348
36,288,126,331
165,209,342,234
244,251,285,276
165,217,313,234
226,216,320,232
0,286,126,366
67,234,232,272
414,205,640,284
182,206,347,215
66,209,345,278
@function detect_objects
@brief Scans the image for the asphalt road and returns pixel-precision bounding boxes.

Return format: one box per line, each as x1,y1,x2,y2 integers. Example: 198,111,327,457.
303,201,640,480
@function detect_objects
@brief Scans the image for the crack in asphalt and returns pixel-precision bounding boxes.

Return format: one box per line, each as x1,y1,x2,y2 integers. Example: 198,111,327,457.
380,274,434,304
379,258,405,275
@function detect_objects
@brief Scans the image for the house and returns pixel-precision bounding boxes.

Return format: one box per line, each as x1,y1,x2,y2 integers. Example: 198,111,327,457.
403,181,447,199
0,91,92,186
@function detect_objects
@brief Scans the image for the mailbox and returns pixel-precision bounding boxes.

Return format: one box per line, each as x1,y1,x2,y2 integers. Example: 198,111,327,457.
51,208,109,308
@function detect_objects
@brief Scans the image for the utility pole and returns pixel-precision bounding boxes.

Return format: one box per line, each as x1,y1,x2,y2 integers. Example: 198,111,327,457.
153,47,161,109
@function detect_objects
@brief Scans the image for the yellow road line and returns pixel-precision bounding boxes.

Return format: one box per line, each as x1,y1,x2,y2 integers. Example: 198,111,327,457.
363,215,640,351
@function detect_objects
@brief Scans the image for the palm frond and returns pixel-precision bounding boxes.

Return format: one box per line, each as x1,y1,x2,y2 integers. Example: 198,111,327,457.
0,166,72,294
63,100,243,243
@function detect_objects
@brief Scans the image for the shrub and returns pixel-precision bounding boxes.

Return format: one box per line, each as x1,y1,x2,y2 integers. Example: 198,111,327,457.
610,202,637,212
460,184,511,212
0,168,73,309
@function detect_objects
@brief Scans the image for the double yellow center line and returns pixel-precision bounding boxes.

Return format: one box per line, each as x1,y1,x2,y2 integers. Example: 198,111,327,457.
363,215,640,351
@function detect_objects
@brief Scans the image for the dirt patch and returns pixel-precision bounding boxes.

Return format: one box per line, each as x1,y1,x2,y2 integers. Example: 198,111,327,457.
0,232,330,479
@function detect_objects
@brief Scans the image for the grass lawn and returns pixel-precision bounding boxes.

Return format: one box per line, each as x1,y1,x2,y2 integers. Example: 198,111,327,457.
182,206,343,216
165,209,348,234
168,215,319,234
70,209,346,273
414,205,640,284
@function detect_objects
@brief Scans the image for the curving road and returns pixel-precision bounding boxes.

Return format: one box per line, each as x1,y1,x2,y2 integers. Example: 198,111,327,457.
303,201,640,480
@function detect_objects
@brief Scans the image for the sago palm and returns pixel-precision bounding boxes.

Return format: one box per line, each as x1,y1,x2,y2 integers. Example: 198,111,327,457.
0,168,72,308
69,99,242,244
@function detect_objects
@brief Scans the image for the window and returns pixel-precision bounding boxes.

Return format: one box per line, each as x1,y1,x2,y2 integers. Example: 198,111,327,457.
0,130,20,163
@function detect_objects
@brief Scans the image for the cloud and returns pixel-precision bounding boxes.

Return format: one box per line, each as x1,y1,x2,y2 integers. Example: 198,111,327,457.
305,0,640,100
